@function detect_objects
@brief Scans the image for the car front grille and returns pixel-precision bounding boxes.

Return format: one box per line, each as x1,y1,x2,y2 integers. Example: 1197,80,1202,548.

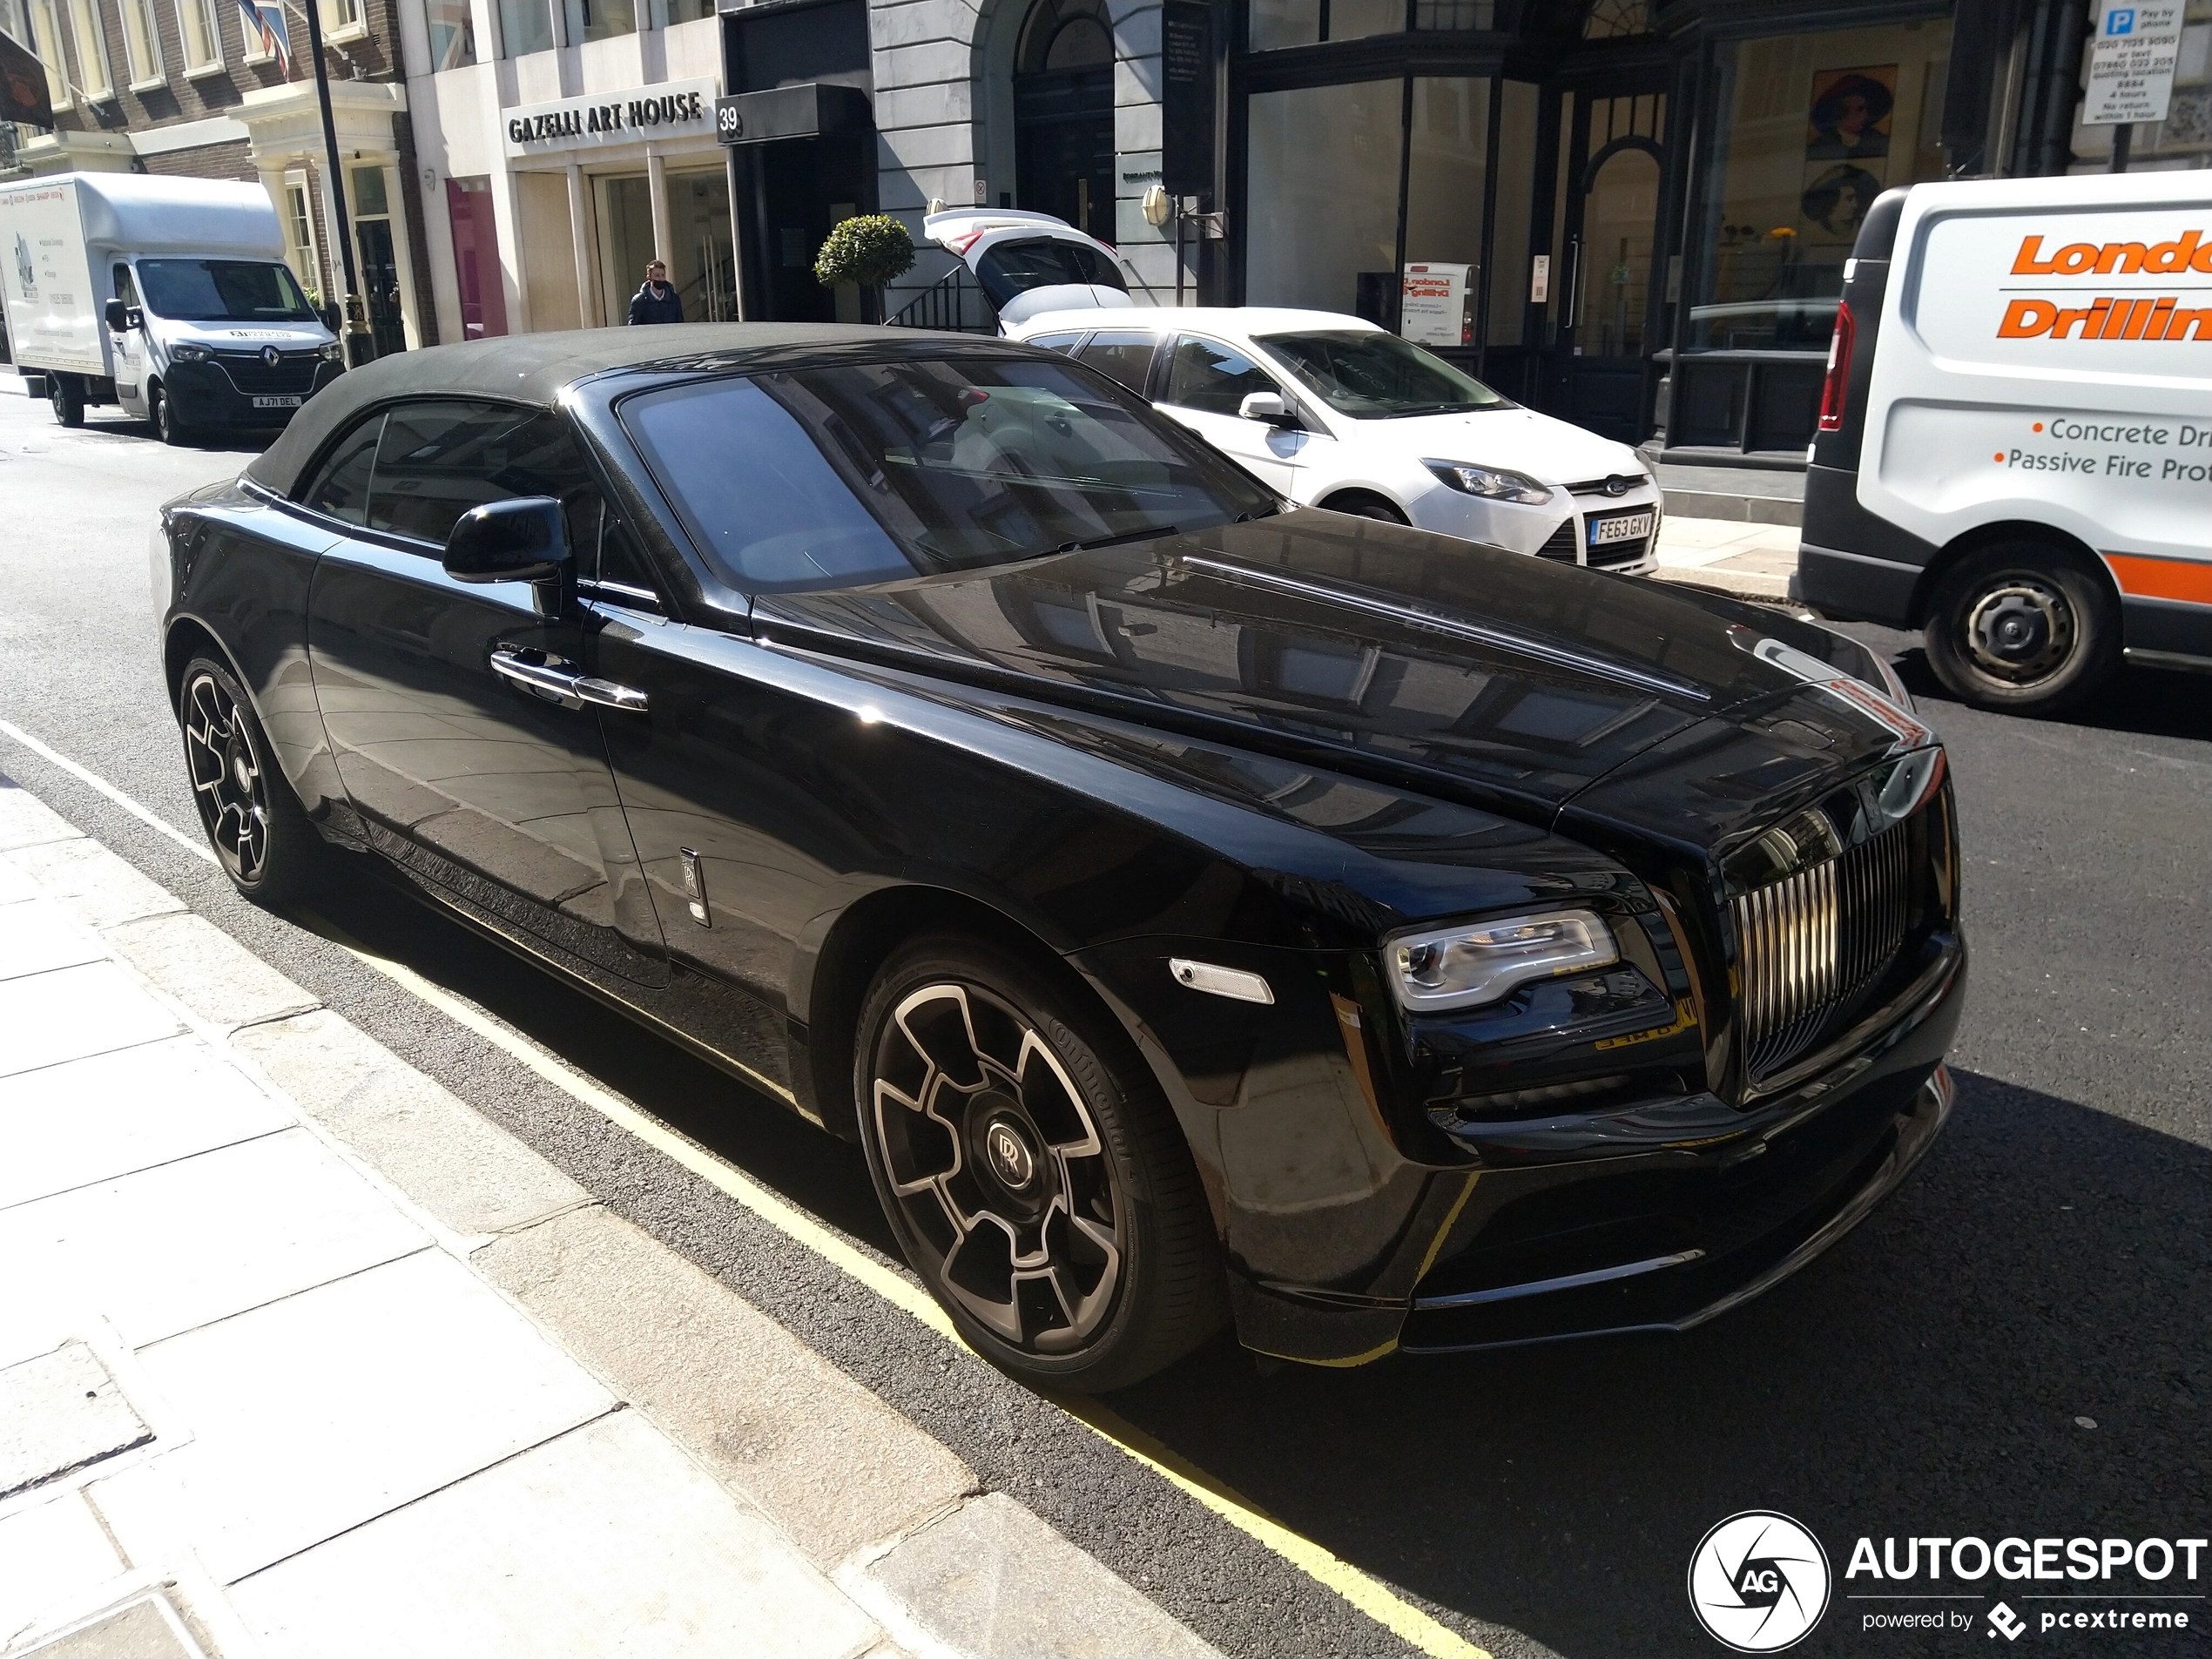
1731,815,1917,1081
1536,519,1580,561
213,350,320,396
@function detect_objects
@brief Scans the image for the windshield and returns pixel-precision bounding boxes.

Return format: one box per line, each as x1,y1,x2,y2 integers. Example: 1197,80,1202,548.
622,356,1276,595
974,239,1129,309
136,260,318,324
1254,329,1510,418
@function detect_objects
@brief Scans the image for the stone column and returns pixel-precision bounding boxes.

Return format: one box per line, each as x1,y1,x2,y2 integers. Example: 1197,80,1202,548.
646,148,671,271
566,162,598,327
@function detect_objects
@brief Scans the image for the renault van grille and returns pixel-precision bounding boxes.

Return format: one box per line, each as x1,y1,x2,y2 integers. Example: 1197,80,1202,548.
1732,819,1915,1079
214,349,319,396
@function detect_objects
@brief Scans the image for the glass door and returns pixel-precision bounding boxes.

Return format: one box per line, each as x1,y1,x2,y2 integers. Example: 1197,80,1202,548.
1550,90,1665,442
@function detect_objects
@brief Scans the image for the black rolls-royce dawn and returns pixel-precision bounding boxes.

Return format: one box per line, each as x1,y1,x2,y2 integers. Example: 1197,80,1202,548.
153,325,1964,1390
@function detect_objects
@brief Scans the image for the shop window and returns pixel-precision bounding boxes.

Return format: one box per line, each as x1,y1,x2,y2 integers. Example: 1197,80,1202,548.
1581,0,1648,39
1488,79,1538,346
64,0,111,98
423,0,474,66
1404,77,1487,274
667,167,736,323
1413,0,1493,27
1246,79,1402,315
173,0,221,71
563,0,636,45
118,0,160,82
1689,17,1951,351
26,0,69,106
498,0,552,53
656,0,713,21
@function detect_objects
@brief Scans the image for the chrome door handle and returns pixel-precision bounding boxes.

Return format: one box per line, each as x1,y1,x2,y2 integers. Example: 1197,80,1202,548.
489,648,649,713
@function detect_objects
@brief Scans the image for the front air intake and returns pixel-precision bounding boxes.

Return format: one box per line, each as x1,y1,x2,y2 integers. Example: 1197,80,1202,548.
1731,816,1914,1080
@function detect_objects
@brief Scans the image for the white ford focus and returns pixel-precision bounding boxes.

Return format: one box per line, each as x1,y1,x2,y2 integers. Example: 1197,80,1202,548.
1008,307,1663,572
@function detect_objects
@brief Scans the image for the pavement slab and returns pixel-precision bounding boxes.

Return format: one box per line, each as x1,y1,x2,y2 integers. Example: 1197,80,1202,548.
227,1409,886,1659
0,1128,430,1348
0,900,105,983
5,840,184,932
0,779,80,853
0,1492,130,1649
476,1204,977,1568
0,963,185,1080
0,1038,295,1212
230,1008,589,1238
101,914,320,1035
0,1343,152,1501
89,1248,615,1583
846,1494,1219,1659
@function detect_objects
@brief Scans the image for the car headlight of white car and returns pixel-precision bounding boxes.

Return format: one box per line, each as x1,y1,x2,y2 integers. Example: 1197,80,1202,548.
1422,460,1554,506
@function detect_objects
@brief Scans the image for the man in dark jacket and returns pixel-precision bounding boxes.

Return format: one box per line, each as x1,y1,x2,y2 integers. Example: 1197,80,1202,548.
626,260,684,325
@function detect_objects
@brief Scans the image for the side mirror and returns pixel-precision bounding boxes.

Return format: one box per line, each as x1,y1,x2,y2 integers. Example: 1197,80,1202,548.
1240,390,1296,428
445,497,571,615
104,299,130,332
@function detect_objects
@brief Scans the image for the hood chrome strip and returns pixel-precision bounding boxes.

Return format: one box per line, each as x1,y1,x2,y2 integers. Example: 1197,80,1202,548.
1174,554,1711,702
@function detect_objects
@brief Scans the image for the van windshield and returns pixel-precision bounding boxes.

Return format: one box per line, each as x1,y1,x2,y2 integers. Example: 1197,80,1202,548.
136,260,318,324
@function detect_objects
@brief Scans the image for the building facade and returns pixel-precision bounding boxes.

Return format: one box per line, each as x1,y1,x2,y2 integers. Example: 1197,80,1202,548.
1,0,439,354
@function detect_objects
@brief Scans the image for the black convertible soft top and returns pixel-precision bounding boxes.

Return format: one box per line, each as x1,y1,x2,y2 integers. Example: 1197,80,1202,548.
245,322,1034,498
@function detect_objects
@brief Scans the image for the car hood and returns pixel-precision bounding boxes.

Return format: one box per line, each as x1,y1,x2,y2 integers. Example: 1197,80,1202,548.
748,510,1927,824
161,320,336,347
1347,406,1644,487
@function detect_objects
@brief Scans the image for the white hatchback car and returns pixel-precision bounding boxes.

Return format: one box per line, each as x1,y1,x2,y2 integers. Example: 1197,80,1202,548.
1009,307,1662,572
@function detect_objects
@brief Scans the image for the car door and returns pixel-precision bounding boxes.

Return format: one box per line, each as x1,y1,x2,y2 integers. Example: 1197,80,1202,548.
302,398,667,986
1072,328,1159,396
110,263,148,416
1155,335,1307,495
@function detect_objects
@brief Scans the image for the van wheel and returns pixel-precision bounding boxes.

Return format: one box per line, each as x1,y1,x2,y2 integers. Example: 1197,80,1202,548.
150,382,191,447
1923,543,2121,717
853,934,1225,1392
1325,491,1408,525
48,374,84,428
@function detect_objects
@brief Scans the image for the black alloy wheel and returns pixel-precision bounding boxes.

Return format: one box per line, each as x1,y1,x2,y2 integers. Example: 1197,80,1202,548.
854,936,1224,1390
1325,491,1409,525
1923,543,2121,716
48,374,84,428
177,657,322,902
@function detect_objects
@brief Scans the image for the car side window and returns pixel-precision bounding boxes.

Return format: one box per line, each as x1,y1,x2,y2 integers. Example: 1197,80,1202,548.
1076,331,1157,395
1027,332,1082,352
1164,337,1278,416
561,490,663,603
300,412,386,526
366,401,588,548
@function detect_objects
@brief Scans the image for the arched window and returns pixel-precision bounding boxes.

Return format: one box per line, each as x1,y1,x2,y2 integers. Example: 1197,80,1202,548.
1017,0,1112,74
1581,0,1649,40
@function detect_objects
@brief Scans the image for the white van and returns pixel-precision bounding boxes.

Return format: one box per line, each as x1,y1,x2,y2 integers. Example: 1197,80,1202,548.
1798,172,2212,715
1,172,342,444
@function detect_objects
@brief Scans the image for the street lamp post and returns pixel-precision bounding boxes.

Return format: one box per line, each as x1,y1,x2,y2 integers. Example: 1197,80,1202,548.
301,0,374,365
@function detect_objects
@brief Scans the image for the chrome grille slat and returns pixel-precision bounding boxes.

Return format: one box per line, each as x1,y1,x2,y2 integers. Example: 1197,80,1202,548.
1731,818,1916,1082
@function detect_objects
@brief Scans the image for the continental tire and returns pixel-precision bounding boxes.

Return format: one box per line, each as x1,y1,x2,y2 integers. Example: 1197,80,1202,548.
854,934,1225,1391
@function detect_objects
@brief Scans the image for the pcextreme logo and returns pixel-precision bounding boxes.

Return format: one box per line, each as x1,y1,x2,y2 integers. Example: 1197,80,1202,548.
1997,231,2212,341
1689,1512,1833,1652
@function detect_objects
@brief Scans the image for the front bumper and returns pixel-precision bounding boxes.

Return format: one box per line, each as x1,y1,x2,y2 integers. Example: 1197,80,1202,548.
1407,482,1662,572
163,358,342,428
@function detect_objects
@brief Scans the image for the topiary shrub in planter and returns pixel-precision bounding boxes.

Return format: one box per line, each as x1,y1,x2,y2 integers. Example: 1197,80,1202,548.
814,215,916,320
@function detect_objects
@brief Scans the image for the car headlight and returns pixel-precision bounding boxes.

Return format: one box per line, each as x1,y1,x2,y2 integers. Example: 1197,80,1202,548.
1386,909,1618,1012
171,343,211,362
319,342,344,363
1422,461,1554,505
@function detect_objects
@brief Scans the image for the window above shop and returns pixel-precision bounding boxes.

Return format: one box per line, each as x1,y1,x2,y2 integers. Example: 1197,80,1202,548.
1248,0,1503,52
1018,0,1111,71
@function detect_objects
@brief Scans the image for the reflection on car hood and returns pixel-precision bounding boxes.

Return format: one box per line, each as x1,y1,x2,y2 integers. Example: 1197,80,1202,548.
1354,406,1644,485
748,509,1925,822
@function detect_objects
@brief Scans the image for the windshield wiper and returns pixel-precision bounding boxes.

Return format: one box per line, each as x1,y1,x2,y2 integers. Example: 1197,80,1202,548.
1055,525,1177,554
1376,401,1499,418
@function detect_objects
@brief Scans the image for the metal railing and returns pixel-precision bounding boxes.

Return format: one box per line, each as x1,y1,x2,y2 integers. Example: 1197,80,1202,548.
887,267,998,334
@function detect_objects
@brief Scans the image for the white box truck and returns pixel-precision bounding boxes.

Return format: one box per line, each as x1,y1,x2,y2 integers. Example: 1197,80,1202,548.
1798,172,2212,716
1,172,342,444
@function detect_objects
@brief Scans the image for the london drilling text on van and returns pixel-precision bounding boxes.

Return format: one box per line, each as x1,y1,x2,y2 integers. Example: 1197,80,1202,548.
0,173,343,444
1798,172,2212,715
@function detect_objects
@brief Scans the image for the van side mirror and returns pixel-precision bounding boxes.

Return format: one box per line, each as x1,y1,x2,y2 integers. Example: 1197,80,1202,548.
444,497,572,616
104,299,132,332
1240,391,1296,428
